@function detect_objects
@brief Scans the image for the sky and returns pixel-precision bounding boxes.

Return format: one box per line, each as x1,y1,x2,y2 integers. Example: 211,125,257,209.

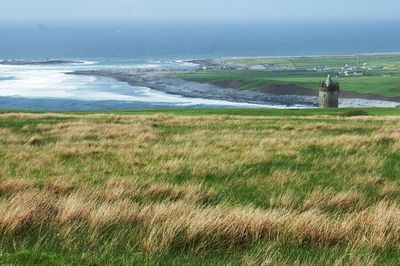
0,0,399,23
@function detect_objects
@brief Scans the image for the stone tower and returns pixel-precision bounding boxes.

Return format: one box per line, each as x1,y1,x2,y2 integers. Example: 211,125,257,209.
319,75,340,108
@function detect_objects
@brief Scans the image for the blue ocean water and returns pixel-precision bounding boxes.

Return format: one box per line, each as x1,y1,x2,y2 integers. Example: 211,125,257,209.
1,21,400,60
0,21,400,110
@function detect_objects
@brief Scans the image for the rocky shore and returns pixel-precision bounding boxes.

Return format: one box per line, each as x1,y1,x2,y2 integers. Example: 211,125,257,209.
69,69,399,108
70,70,319,107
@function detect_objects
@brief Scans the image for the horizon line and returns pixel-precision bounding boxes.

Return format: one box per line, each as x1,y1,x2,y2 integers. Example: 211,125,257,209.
1,18,400,26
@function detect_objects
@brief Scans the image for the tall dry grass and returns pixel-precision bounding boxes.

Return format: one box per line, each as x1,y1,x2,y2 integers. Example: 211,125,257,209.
0,179,399,252
1,113,400,262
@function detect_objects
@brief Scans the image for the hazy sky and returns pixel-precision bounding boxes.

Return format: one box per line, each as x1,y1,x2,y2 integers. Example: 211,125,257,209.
1,0,399,23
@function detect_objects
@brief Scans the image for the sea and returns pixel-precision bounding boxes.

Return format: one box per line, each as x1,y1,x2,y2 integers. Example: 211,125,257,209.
1,21,400,110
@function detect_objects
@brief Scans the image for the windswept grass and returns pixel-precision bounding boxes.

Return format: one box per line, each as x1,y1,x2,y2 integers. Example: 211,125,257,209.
0,112,400,264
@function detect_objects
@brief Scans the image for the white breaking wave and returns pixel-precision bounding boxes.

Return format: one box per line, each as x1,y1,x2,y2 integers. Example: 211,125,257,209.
0,67,95,98
0,61,398,109
0,64,273,108
78,60,99,65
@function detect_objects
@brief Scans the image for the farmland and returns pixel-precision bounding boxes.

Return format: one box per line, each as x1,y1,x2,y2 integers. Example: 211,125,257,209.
180,53,400,98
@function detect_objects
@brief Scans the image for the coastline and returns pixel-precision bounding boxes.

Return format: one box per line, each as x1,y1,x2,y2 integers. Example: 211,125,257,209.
70,70,319,107
3,55,399,109
182,53,400,104
194,78,400,103
69,69,400,107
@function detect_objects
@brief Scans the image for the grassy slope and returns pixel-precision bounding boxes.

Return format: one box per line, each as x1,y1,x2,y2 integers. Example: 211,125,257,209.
231,54,400,69
180,54,400,97
0,110,400,265
180,71,400,97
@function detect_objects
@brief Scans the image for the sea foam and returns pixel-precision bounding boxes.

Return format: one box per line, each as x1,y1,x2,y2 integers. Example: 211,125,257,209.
0,63,268,108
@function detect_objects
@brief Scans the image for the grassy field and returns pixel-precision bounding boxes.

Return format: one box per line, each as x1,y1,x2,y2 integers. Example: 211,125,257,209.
180,54,400,97
2,107,400,116
227,54,400,71
1,109,400,265
180,71,400,97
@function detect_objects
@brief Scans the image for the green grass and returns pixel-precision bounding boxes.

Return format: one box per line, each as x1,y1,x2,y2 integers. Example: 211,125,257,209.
1,111,400,265
180,71,400,97
178,53,400,97
228,53,400,71
1,107,400,117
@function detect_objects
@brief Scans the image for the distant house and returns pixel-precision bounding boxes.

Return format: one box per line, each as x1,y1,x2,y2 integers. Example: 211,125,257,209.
344,70,363,76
